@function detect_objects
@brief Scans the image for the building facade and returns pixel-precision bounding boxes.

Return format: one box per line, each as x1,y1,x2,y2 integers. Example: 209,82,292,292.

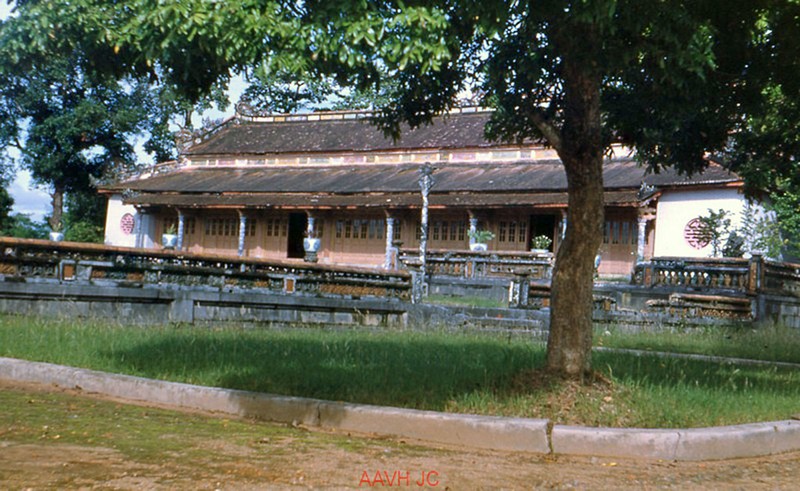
101,108,748,277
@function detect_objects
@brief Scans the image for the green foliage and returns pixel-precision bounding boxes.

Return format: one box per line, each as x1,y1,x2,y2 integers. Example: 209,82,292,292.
768,194,800,259
1,213,49,239
738,202,787,259
0,49,172,231
468,229,495,244
238,65,397,114
63,192,106,243
0,185,12,234
698,205,786,259
697,209,734,257
727,85,800,258
531,235,553,250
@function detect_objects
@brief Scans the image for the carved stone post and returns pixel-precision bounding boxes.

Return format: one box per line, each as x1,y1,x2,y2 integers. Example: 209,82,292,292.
560,209,568,240
468,212,479,247
177,210,186,251
133,209,143,249
636,208,656,263
304,214,319,263
134,207,152,249
747,252,764,295
414,163,435,303
385,216,396,270
237,212,247,257
509,273,530,308
636,217,647,262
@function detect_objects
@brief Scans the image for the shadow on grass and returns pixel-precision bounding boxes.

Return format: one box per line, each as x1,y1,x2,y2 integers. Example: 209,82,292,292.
101,326,800,418
102,329,547,410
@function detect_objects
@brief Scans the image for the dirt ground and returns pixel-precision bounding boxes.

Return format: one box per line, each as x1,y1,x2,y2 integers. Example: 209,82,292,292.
2,380,800,490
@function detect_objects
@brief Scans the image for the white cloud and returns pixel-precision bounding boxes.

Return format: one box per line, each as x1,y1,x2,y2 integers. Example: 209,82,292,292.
8,170,50,221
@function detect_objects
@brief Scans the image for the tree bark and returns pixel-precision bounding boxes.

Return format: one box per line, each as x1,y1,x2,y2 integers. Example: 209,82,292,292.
545,43,605,380
48,185,64,232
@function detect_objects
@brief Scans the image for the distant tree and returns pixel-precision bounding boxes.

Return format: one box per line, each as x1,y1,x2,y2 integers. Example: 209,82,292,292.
697,205,785,259
0,188,13,235
0,49,171,234
63,192,106,243
0,164,13,234
2,213,49,239
0,9,230,241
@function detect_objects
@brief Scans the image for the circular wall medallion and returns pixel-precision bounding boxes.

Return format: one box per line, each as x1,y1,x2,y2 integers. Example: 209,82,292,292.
683,218,710,249
120,213,135,235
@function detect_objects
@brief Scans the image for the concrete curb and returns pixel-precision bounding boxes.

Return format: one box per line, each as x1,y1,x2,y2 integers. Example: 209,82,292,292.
1,357,798,460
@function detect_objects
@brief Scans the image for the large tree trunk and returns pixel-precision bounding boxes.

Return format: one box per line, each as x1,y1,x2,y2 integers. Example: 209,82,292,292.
546,47,605,380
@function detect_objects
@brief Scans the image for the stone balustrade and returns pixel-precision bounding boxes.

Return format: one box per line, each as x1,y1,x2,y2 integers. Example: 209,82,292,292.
634,255,800,297
633,257,754,293
398,248,553,281
0,237,411,302
762,260,800,297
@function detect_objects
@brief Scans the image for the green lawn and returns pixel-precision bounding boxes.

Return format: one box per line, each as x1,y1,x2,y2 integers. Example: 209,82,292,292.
596,323,800,364
1,313,798,428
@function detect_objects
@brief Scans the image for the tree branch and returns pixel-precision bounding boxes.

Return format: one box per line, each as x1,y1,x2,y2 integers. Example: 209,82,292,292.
527,106,562,153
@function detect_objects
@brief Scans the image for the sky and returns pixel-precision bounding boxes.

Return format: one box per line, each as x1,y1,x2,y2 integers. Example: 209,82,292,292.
1,1,243,221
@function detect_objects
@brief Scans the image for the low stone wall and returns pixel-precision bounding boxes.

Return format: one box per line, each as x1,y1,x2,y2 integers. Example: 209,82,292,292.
0,280,408,328
0,237,412,302
2,238,798,331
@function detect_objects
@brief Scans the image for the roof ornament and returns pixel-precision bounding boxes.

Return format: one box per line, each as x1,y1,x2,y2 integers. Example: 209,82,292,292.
121,188,140,201
637,180,656,200
235,100,256,118
174,128,195,154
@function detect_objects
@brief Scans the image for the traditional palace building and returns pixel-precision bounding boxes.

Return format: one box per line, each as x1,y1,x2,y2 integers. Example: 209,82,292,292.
101,108,747,277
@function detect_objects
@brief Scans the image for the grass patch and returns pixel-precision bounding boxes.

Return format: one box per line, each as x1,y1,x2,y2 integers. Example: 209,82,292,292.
1,313,799,428
596,323,800,364
0,314,543,410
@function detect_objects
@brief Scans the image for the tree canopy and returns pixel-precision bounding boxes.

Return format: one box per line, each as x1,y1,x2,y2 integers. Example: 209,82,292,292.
4,0,799,378
237,65,398,115
728,85,800,259
0,10,230,237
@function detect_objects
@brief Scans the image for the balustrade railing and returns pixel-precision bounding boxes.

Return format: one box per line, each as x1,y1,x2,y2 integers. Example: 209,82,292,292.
633,255,800,298
398,248,553,281
0,238,411,301
762,260,800,297
634,257,751,292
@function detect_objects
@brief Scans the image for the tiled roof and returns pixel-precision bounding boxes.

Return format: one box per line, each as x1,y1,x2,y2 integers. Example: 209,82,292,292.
122,190,642,209
107,158,740,210
185,111,509,156
109,159,738,195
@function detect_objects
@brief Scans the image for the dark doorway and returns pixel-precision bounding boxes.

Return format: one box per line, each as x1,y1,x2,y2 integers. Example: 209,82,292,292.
287,213,306,258
529,214,557,251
